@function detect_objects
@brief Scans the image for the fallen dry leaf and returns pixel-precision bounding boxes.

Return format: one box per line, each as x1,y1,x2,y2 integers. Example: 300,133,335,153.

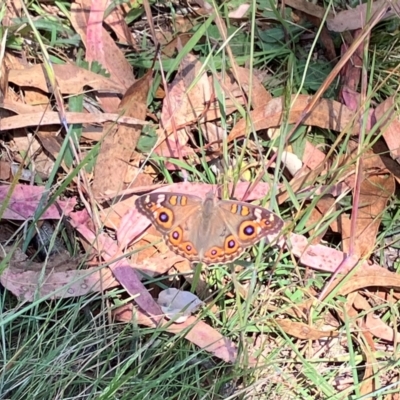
156,65,259,157
0,184,76,220
228,95,359,142
0,110,148,131
1,99,52,114
11,132,54,179
289,232,361,274
290,240,400,342
276,319,338,340
305,205,329,244
114,303,247,364
374,96,400,163
337,265,400,297
234,66,272,108
0,160,11,180
302,140,327,170
91,70,152,199
71,0,135,90
340,32,363,98
315,195,339,233
35,130,62,161
277,164,325,204
162,33,193,58
104,3,136,47
111,262,163,320
285,0,331,20
354,294,396,342
199,122,225,148
326,0,398,32
373,141,400,185
0,247,118,301
155,127,194,158
342,295,377,395
6,57,59,178
359,340,376,398
69,207,164,321
342,173,395,257
161,53,211,133
8,64,124,95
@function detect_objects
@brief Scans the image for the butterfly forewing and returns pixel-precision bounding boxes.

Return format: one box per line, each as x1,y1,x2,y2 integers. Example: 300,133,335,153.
218,199,284,245
135,192,202,234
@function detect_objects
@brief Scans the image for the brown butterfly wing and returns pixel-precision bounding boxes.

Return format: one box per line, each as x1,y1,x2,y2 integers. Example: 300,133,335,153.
199,200,284,265
135,192,204,262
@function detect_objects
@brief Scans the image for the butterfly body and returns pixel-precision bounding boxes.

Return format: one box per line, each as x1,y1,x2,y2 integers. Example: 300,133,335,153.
135,191,284,265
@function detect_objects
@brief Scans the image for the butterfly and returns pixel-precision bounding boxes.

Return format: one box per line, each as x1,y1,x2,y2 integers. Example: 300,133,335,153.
135,191,284,265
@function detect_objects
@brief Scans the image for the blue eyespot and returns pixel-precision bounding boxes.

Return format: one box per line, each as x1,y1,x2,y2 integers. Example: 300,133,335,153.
159,212,169,222
228,240,236,248
244,225,254,235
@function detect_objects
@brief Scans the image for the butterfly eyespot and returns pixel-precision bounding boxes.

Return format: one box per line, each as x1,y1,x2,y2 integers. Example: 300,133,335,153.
169,227,183,245
243,225,255,236
176,240,197,256
238,222,257,240
155,208,174,229
227,239,236,248
205,247,223,259
223,235,240,254
159,212,169,222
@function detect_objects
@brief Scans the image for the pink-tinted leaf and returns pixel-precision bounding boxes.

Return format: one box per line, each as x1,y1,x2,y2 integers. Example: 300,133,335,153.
0,185,76,220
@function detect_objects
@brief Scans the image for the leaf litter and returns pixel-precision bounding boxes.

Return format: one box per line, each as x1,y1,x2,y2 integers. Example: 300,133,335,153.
1,0,400,396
